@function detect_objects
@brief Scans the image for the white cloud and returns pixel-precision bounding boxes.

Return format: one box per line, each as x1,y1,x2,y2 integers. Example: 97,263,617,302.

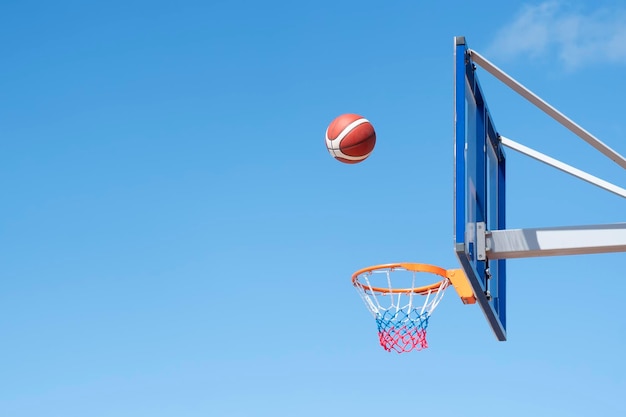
487,1,626,70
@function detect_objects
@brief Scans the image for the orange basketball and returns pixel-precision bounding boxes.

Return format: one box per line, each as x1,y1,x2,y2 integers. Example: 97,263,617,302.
325,113,376,164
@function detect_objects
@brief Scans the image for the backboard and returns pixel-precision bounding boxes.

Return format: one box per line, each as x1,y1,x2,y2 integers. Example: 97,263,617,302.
453,36,507,341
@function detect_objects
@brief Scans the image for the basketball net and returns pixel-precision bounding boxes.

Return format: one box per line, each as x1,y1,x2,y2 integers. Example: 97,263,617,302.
352,264,450,353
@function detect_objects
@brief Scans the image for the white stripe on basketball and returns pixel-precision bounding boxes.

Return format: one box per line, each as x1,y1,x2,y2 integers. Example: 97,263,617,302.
333,118,369,143
330,148,371,161
325,118,370,160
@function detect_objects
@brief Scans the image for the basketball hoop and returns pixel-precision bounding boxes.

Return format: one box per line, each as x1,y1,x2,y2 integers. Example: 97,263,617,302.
352,263,472,353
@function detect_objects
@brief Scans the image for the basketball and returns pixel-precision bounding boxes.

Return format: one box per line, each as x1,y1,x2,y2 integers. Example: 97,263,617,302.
325,113,376,164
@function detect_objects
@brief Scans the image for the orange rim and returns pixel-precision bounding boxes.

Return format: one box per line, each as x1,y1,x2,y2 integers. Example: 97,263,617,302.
351,263,448,295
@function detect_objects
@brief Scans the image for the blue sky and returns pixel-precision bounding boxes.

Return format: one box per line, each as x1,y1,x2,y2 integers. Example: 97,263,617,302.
1,1,625,416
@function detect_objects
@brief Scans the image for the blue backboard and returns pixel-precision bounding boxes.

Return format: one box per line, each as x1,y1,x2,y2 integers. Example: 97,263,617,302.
454,37,507,340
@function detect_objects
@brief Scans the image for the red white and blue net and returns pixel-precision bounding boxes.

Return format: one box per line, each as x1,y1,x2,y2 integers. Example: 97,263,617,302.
352,264,450,353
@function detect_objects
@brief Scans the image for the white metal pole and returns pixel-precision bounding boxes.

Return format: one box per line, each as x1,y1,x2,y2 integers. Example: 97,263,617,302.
486,223,626,259
469,49,626,171
500,136,626,199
